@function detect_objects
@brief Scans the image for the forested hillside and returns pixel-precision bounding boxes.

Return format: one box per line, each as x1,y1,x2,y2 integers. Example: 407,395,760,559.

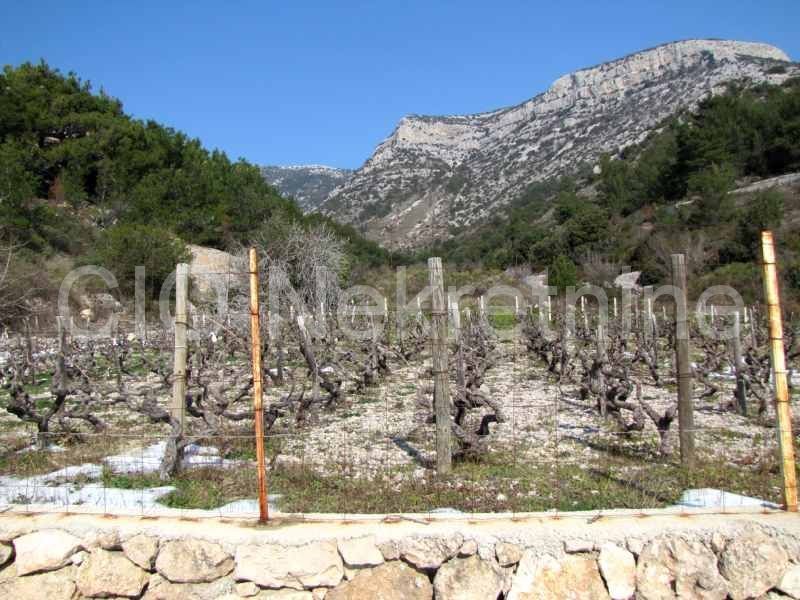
3,61,799,313
0,62,392,306
430,77,800,301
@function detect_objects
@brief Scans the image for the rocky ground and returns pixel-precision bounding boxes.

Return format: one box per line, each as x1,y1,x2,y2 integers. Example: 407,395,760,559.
0,333,793,514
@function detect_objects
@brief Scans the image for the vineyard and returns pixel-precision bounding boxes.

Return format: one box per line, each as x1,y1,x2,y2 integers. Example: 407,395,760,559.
0,248,798,519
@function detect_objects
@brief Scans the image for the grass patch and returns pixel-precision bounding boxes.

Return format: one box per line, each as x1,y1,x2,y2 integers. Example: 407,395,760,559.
160,467,256,510
0,447,56,477
487,312,518,330
262,450,787,513
101,467,163,489
101,465,256,510
0,435,133,477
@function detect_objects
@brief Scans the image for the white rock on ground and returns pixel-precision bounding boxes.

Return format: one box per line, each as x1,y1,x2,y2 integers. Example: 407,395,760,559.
156,539,233,583
338,536,384,567
13,529,82,575
235,541,343,590
597,542,635,600
433,555,505,600
76,548,149,598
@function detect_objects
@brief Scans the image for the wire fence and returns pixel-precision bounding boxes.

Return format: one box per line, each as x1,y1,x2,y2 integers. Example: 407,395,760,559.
0,263,796,520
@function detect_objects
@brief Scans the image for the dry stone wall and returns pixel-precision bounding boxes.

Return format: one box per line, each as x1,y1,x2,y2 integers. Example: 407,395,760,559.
1,514,800,598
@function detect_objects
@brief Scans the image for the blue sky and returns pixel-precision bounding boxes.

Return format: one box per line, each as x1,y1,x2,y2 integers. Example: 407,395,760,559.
1,1,797,169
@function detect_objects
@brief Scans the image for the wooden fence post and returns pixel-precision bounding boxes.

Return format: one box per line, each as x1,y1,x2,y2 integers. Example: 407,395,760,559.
248,248,269,522
24,318,35,385
760,231,798,512
732,311,747,416
596,323,607,363
135,265,147,342
671,254,695,468
171,263,189,429
428,257,452,475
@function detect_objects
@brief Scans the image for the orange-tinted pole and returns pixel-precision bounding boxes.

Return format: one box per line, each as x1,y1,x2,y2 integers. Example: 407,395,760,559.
760,231,797,512
249,248,269,522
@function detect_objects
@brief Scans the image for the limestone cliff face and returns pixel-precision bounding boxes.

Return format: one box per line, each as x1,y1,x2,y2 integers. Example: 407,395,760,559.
320,39,795,249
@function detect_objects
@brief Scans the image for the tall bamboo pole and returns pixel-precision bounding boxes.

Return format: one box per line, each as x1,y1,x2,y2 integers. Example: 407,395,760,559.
760,231,797,511
428,257,452,475
171,263,189,429
249,248,269,522
671,254,695,468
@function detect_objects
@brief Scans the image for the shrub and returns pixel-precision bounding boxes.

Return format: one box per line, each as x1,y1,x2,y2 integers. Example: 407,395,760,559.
694,262,761,303
736,189,784,258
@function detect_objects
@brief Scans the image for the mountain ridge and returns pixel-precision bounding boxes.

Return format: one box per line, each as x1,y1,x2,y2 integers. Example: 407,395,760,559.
320,39,796,249
261,164,353,212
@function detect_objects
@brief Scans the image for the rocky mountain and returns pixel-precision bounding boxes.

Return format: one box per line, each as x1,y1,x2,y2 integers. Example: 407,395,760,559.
320,39,796,249
261,165,353,212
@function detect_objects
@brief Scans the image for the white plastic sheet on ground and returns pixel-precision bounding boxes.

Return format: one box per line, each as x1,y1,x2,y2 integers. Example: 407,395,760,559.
676,488,779,509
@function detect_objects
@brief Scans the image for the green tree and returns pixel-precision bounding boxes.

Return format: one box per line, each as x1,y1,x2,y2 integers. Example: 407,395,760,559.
549,255,578,293
564,203,609,254
90,224,190,299
687,163,736,225
597,154,638,214
0,140,40,232
554,189,583,224
736,189,784,258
